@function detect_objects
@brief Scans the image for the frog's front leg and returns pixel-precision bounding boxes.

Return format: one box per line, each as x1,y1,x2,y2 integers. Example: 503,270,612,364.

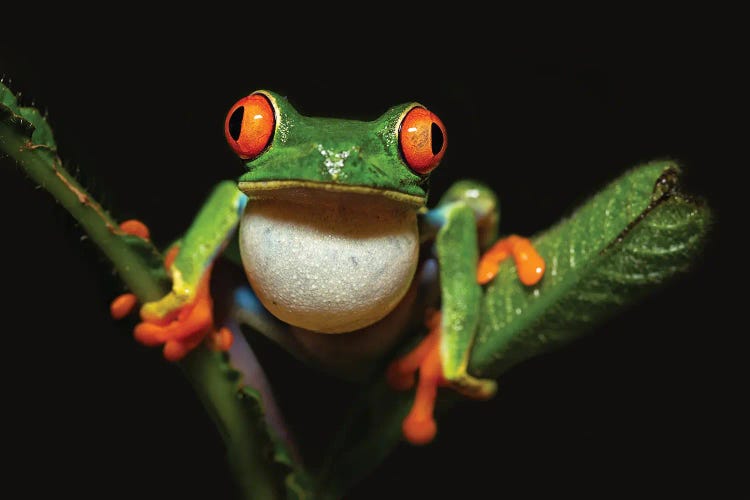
388,200,493,444
111,181,246,360
388,181,545,445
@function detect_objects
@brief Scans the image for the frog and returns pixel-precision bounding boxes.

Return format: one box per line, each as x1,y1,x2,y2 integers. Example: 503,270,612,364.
110,90,545,445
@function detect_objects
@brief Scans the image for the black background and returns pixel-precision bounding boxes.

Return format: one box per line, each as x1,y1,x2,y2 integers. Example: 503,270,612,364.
1,29,735,499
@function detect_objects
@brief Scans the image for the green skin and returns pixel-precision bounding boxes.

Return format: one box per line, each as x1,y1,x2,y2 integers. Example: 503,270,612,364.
143,90,507,396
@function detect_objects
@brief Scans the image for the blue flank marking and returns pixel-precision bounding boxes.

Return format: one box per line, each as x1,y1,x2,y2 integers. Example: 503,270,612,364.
419,257,438,288
423,205,450,228
236,193,249,215
234,286,266,315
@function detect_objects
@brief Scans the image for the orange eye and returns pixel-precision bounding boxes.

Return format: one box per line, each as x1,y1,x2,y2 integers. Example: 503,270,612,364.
398,106,447,174
224,93,275,160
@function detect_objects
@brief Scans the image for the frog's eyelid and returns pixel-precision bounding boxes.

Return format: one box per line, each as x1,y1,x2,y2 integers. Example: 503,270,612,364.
252,90,282,125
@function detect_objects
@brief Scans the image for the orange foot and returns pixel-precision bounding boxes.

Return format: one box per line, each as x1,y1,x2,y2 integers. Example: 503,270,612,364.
477,235,545,285
387,311,446,445
109,219,233,361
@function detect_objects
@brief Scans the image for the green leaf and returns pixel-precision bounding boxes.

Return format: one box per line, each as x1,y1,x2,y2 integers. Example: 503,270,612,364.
471,161,711,376
0,79,56,151
319,161,711,497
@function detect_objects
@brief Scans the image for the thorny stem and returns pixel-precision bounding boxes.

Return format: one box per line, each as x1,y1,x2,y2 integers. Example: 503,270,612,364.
0,123,168,301
0,122,282,500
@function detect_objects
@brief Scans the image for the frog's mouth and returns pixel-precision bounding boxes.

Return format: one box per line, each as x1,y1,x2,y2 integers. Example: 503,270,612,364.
238,180,426,210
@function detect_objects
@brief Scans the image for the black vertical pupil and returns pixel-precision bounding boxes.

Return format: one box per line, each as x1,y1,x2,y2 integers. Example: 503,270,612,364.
431,122,444,155
228,106,245,141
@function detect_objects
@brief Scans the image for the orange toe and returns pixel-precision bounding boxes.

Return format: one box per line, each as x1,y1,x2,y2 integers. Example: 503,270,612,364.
477,235,545,286
163,339,190,361
210,327,234,352
388,311,445,445
477,258,503,285
477,243,510,284
133,322,169,346
513,239,545,286
402,414,437,445
166,331,205,361
119,219,150,240
163,331,201,361
110,293,138,319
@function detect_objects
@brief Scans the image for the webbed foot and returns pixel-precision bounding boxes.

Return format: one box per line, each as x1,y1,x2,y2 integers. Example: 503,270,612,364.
387,310,496,445
109,219,232,361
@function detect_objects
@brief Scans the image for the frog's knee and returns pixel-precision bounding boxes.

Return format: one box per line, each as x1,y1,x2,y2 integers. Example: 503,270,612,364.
439,180,498,217
438,180,499,247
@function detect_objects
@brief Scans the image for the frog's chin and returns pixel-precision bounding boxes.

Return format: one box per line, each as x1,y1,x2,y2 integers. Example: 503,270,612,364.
238,180,426,209
238,186,421,334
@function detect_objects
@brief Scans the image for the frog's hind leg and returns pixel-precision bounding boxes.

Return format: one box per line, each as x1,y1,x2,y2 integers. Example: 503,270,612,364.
387,309,496,445
393,194,499,445
393,180,545,446
428,179,501,250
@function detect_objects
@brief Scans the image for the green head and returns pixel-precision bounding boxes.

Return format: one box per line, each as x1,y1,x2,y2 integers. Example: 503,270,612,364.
223,90,447,209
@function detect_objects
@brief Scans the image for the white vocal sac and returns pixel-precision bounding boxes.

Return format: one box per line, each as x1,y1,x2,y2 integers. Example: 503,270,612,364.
239,190,419,333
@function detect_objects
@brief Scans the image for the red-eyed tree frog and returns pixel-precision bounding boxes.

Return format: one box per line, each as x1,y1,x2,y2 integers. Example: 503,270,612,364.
110,90,545,445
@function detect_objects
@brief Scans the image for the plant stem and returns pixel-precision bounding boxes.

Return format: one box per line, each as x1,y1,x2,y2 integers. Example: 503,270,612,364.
1,121,282,499
182,349,281,500
0,123,166,301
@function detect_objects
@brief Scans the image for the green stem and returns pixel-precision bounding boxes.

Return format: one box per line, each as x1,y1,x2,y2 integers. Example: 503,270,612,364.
0,121,282,500
182,349,281,500
0,123,166,301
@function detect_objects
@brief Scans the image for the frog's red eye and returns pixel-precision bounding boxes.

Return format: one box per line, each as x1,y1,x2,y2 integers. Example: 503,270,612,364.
224,93,275,160
398,106,447,174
